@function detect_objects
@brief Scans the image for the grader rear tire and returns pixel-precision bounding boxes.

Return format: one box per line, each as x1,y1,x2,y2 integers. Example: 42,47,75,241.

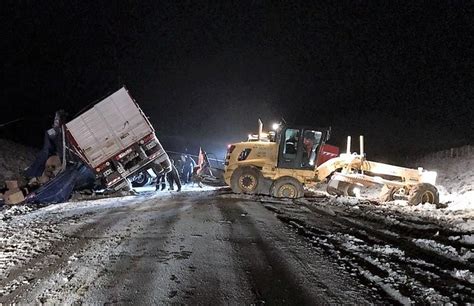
271,177,304,199
407,183,439,206
230,167,261,194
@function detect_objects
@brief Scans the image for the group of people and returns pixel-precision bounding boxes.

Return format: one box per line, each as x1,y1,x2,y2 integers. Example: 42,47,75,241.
154,153,197,192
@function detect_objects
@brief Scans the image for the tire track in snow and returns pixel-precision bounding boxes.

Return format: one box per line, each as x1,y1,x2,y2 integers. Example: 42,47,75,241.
260,197,474,304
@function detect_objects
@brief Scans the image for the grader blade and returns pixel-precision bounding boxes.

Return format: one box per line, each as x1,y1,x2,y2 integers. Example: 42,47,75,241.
326,178,359,197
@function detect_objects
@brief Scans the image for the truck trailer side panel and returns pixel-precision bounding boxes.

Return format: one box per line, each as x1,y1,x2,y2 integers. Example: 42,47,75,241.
66,88,153,168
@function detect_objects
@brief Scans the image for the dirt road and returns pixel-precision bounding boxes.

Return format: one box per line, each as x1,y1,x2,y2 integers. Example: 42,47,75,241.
0,190,384,304
1,189,472,304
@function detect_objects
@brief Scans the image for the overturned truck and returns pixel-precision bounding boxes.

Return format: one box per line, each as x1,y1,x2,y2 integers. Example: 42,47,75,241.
21,87,171,204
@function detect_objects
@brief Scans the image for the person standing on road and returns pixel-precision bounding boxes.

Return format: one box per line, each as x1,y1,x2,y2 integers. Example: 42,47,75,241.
155,172,167,191
167,160,182,191
182,154,196,184
174,157,183,179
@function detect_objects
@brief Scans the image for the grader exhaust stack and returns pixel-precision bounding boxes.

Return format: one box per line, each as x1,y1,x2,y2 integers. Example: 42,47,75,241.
257,119,263,141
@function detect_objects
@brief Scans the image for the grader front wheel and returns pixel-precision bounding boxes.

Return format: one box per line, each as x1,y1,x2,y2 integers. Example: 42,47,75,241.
230,167,261,194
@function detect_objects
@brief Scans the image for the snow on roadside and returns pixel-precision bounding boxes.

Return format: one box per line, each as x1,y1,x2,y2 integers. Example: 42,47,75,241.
450,269,474,285
413,152,474,211
414,238,473,262
323,195,474,232
0,205,36,220
380,201,473,232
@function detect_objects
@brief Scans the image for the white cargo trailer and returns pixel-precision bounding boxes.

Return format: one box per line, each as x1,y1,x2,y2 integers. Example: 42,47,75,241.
66,87,170,189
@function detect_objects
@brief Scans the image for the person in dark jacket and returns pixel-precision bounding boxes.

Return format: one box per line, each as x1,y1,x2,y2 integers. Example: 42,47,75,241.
155,173,167,191
167,160,182,191
181,154,196,184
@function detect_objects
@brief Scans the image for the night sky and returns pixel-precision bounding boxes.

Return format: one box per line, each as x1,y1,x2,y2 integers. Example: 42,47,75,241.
2,2,473,160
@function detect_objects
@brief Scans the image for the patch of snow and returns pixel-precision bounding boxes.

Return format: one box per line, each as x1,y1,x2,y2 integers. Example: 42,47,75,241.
460,234,474,245
332,196,360,206
371,245,405,257
357,269,413,305
450,269,474,284
413,239,472,262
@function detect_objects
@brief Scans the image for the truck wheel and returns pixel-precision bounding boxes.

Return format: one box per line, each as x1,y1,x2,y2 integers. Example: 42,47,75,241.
271,177,304,199
230,167,261,194
131,171,152,187
379,185,397,202
407,183,439,206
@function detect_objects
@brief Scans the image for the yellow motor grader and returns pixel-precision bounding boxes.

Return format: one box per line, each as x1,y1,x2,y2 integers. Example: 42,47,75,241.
224,121,439,205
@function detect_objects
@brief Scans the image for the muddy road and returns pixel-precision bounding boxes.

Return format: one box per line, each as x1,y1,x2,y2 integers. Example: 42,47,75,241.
0,189,472,304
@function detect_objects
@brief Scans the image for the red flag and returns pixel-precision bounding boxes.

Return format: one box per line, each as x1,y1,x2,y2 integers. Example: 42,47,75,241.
197,147,212,176
197,147,205,175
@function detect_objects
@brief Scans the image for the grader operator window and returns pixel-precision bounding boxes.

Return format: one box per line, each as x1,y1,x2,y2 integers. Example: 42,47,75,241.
277,128,300,169
302,130,322,167
278,127,325,170
283,129,300,158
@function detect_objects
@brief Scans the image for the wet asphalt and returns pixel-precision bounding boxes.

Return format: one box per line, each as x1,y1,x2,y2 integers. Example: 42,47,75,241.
1,190,383,304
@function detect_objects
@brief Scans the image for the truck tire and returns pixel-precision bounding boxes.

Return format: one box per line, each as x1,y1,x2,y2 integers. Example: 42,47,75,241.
131,171,152,187
230,167,261,194
407,183,439,206
271,177,304,199
379,185,397,202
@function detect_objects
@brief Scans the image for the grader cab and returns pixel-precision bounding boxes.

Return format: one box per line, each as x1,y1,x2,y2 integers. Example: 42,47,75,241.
224,121,439,205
